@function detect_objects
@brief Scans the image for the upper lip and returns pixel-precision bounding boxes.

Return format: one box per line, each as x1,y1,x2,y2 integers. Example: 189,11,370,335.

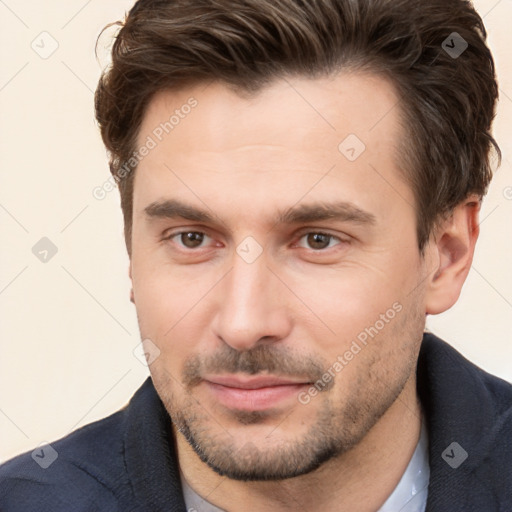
204,374,310,389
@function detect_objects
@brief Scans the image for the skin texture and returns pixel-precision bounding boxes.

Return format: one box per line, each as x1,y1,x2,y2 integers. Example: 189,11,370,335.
129,73,480,511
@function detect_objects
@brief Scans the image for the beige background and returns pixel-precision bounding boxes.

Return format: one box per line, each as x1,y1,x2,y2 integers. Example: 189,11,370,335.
1,0,511,463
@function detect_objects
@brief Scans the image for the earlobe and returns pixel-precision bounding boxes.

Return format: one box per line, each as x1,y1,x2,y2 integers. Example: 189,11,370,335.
425,196,480,315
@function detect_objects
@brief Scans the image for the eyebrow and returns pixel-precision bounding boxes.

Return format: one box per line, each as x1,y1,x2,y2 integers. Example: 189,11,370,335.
143,199,376,228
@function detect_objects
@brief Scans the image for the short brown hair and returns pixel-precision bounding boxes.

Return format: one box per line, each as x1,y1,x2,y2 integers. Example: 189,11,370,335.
95,0,501,256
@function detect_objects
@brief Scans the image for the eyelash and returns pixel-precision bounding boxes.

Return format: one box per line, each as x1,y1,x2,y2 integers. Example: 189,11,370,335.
163,229,346,252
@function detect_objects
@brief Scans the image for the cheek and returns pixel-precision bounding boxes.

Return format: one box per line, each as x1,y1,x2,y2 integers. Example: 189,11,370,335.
291,259,413,351
327,287,424,399
131,266,179,337
132,265,218,368
132,252,195,317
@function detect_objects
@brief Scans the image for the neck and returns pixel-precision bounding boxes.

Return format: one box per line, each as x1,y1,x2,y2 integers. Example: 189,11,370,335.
175,372,422,512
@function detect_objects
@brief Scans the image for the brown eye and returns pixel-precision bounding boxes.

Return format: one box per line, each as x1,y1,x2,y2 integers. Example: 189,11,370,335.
297,232,341,251
180,232,205,248
308,233,330,250
165,231,210,249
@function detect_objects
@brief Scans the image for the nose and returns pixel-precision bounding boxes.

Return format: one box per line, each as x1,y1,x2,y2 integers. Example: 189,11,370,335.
211,247,292,352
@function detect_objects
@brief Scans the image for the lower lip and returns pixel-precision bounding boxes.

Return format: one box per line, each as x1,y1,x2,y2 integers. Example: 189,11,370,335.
205,382,308,411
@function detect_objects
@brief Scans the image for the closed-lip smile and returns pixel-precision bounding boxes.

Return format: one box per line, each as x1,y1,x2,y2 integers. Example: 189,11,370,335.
202,374,312,411
204,374,311,389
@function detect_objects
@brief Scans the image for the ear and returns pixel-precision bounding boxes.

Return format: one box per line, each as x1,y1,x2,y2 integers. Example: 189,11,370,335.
425,195,480,315
129,262,135,304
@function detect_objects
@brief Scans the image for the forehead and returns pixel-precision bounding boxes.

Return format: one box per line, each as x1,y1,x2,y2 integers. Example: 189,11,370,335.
132,72,413,227
139,72,402,157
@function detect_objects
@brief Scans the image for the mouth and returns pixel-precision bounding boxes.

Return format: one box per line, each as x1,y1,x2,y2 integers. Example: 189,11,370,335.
202,374,312,411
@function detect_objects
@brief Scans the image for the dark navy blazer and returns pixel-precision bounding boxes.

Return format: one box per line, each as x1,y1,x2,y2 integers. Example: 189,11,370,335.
1,333,511,511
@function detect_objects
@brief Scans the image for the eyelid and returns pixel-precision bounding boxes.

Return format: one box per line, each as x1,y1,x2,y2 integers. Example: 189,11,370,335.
294,227,350,242
163,227,344,240
163,227,349,254
294,227,345,238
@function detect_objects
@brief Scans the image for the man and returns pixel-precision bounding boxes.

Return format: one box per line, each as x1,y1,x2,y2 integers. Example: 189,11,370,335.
1,0,511,510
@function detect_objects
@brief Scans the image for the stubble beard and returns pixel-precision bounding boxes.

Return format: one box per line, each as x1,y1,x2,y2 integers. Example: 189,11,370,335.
152,346,418,481
148,293,424,481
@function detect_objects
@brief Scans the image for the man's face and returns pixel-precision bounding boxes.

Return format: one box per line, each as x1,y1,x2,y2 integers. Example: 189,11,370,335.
130,73,430,480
